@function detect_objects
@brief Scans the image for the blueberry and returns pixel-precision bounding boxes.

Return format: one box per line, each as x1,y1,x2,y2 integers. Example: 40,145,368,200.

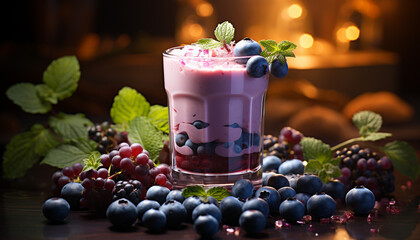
263,156,282,172
231,179,254,200
278,187,296,202
207,196,219,206
296,174,323,195
159,200,187,228
60,182,84,210
183,196,202,221
269,59,289,78
166,190,185,203
197,143,215,155
220,196,243,226
234,38,262,64
278,159,304,175
239,210,266,234
246,56,268,78
255,186,281,214
136,199,161,221
242,198,270,219
266,174,289,190
306,193,336,219
262,172,275,186
285,174,299,190
279,198,305,223
106,198,137,228
185,139,198,153
42,198,70,222
194,215,219,238
192,203,222,223
294,193,311,208
142,208,167,232
146,185,170,205
192,120,209,129
345,186,375,215
233,144,242,153
175,133,188,147
322,180,345,200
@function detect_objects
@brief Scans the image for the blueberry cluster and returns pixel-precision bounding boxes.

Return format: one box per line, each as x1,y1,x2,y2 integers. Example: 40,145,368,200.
335,144,395,199
87,121,128,154
113,180,143,205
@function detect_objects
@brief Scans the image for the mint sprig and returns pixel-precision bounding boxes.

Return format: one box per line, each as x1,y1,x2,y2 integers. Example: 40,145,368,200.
303,110,419,181
182,185,231,202
259,40,297,65
195,21,235,50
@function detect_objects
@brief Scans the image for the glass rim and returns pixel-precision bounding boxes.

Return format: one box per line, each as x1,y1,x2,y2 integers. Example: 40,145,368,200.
163,46,255,60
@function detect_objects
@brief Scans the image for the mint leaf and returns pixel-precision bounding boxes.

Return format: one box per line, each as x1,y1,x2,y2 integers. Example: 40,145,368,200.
214,21,235,44
304,160,322,174
282,51,296,57
278,40,297,52
6,83,51,114
41,139,97,168
128,116,163,163
82,151,102,172
43,56,80,100
259,39,297,65
182,185,207,198
49,113,93,141
36,84,58,104
324,163,341,179
353,111,382,137
195,38,223,49
259,40,278,52
110,87,150,125
206,187,231,202
384,141,419,180
301,137,332,164
277,54,287,65
148,105,169,134
2,124,59,179
362,132,392,141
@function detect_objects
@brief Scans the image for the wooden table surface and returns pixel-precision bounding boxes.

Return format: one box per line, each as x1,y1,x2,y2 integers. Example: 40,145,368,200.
1,171,419,240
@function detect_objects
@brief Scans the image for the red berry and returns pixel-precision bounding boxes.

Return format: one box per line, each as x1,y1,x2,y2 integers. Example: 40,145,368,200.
150,167,161,178
163,181,173,190
100,155,111,168
72,163,83,176
130,143,144,158
62,167,74,178
112,155,122,168
157,164,171,176
98,168,109,179
104,179,116,191
135,153,149,165
119,146,132,158
120,158,134,171
155,173,167,186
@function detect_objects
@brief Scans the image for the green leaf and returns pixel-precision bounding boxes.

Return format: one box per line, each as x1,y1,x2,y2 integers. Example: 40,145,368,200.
195,38,223,49
182,185,207,198
110,87,150,124
277,54,286,65
318,170,328,183
2,124,59,179
384,141,420,180
301,137,332,164
82,151,102,172
362,132,392,141
266,55,277,65
304,160,322,174
41,139,97,168
214,21,235,44
49,113,93,141
6,83,51,114
43,56,80,100
259,40,278,52
36,84,58,104
331,157,341,166
128,116,164,163
282,51,296,58
278,40,297,52
148,105,169,134
206,187,231,202
353,111,382,137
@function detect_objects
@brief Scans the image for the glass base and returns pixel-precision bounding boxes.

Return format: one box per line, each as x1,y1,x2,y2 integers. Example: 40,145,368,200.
171,166,263,190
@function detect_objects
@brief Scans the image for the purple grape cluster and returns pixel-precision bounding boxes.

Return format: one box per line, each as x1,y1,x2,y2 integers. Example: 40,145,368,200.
51,163,83,196
263,127,304,161
79,168,115,212
87,121,129,154
336,144,395,199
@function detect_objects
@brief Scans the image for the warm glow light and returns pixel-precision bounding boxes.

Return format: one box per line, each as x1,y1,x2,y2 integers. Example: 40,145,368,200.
336,27,348,42
299,34,313,48
346,25,360,41
196,2,214,17
288,4,303,19
189,23,204,38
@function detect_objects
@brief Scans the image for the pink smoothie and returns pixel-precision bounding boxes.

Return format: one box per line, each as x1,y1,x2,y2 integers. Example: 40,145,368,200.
163,46,269,174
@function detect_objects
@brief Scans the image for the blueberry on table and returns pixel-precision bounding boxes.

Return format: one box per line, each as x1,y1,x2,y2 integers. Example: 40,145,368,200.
142,208,167,232
220,196,243,226
136,199,161,222
146,185,170,205
194,214,219,238
279,198,305,223
192,203,222,224
106,198,137,228
306,193,336,219
294,193,311,208
166,190,186,203
296,174,323,195
266,174,290,190
60,182,84,210
269,59,289,78
278,159,304,175
278,187,296,203
246,56,268,78
255,186,281,214
263,172,275,186
239,210,266,234
232,179,254,200
263,155,282,172
322,180,345,200
42,198,70,222
242,198,270,219
345,186,375,215
234,38,262,64
183,196,202,221
159,200,187,228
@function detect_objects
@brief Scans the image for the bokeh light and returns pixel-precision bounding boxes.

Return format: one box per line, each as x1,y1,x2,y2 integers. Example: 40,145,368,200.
196,2,214,17
300,34,314,48
288,4,303,19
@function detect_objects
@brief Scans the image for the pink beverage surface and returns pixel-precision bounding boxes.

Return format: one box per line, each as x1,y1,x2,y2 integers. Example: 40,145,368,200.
164,47,269,174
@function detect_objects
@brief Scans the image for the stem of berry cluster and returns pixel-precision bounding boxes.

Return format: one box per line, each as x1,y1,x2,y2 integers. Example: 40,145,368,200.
331,137,363,152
